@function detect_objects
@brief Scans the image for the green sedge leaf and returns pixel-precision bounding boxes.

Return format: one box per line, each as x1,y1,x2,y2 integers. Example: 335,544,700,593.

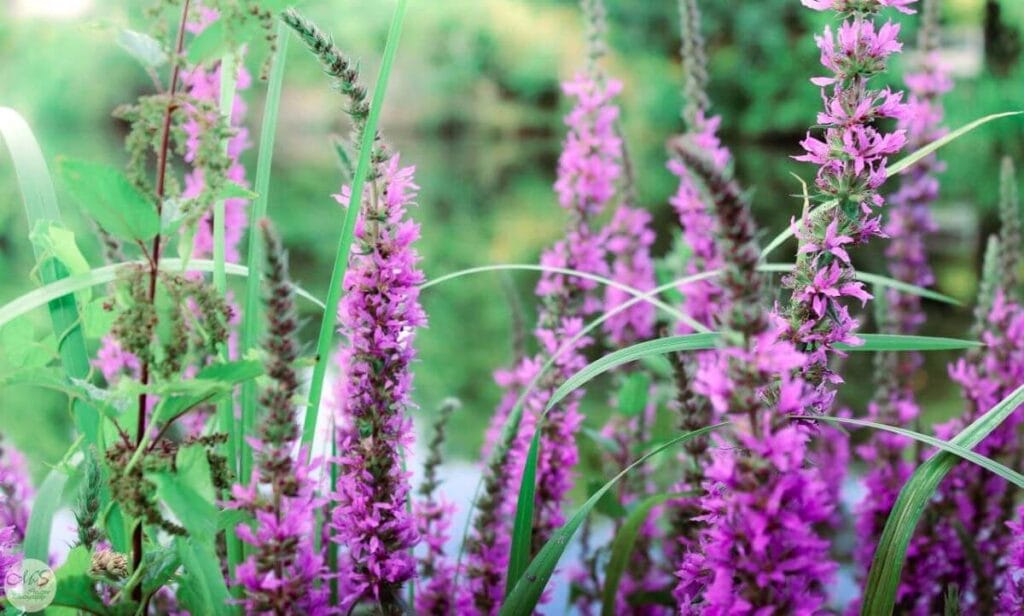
501,425,726,615
862,383,1024,614
616,371,651,417
601,492,684,616
840,334,982,352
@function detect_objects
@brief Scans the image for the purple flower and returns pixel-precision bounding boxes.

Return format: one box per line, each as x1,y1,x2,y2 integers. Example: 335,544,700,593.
602,206,656,346
668,142,836,613
330,154,425,610
0,525,17,598
785,0,913,416
1001,506,1024,612
414,497,457,615
465,72,621,614
0,440,33,540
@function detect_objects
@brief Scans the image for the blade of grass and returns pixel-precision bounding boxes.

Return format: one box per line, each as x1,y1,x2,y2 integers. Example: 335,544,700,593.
301,0,410,457
600,492,684,616
805,416,1024,488
0,259,323,329
0,107,99,445
762,111,1023,260
758,263,960,306
840,334,982,352
500,425,727,616
237,20,290,523
861,383,1024,614
547,334,719,412
22,467,71,562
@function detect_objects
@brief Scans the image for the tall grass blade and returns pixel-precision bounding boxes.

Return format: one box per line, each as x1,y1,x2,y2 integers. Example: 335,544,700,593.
806,416,1024,487
0,107,98,444
861,383,1024,614
841,334,981,352
238,18,290,509
0,259,322,329
600,492,683,616
501,425,726,615
547,334,718,412
301,0,410,457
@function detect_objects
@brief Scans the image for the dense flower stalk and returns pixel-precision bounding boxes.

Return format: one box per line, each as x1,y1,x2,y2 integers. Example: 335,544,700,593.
1001,505,1024,611
464,66,622,616
330,154,425,612
229,220,326,615
667,0,731,582
602,205,657,347
852,0,949,588
671,140,836,614
415,399,459,616
788,0,913,414
0,440,32,539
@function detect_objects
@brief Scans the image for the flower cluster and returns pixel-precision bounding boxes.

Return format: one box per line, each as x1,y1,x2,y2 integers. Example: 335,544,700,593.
0,441,32,539
670,141,836,612
602,205,656,346
414,400,459,616
1002,505,1024,612
465,72,622,614
228,220,327,614
788,0,912,413
0,525,17,596
853,0,949,587
330,155,426,611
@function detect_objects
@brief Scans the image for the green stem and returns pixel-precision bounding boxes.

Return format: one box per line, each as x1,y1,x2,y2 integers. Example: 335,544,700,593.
300,0,410,457
239,19,290,487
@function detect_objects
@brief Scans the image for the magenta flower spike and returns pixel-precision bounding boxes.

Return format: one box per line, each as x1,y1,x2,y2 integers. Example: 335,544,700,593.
0,441,33,540
330,154,426,611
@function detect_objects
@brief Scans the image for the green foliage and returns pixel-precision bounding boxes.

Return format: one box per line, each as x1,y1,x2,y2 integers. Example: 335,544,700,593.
862,383,1024,614
57,158,159,242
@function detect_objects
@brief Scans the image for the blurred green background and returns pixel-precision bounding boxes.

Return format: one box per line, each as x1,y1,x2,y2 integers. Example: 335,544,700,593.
1,0,1022,480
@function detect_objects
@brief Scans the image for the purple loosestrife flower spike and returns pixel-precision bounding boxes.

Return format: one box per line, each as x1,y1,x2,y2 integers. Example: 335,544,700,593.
330,154,425,613
1001,505,1024,612
852,0,949,593
788,0,914,415
415,399,459,616
465,26,623,610
228,219,327,615
0,439,33,540
666,0,732,580
0,525,17,598
669,140,836,614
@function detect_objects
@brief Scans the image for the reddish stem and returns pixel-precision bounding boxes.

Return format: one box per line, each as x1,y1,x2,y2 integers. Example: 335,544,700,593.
132,0,192,599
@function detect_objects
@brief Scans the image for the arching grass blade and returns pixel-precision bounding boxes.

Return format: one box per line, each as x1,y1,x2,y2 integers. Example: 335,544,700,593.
861,383,1024,614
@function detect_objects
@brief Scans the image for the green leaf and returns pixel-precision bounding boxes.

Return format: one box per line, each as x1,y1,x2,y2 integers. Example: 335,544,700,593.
116,29,168,68
862,383,1024,614
303,0,412,455
51,545,110,614
501,425,726,615
588,480,627,519
0,107,98,445
547,334,719,414
57,158,159,242
616,372,650,417
219,181,257,200
887,111,1023,177
601,493,683,616
806,416,1024,488
30,221,91,278
152,472,218,540
757,263,960,306
82,297,116,338
174,536,230,614
840,334,982,352
0,259,324,330
0,325,55,369
23,467,70,561
239,19,290,517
